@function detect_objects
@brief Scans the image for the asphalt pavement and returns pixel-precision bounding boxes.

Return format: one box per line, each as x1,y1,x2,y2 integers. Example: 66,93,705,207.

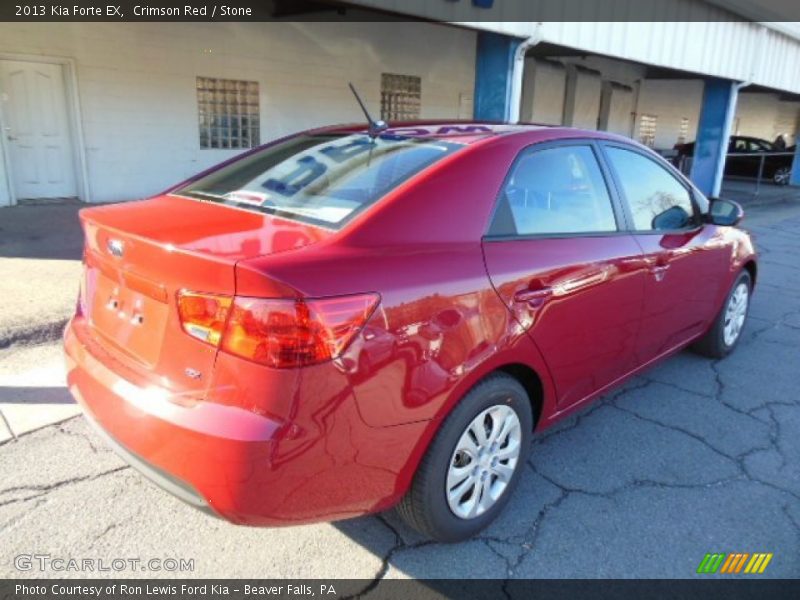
0,200,83,350
0,191,798,581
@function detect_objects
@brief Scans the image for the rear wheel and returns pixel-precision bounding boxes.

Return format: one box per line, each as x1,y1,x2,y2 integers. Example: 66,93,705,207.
692,270,751,358
396,374,532,542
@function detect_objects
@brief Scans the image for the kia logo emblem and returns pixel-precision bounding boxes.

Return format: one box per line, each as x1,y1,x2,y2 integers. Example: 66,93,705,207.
107,239,124,257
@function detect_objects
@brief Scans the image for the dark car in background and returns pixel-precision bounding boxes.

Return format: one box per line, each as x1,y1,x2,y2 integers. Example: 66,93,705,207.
674,136,793,185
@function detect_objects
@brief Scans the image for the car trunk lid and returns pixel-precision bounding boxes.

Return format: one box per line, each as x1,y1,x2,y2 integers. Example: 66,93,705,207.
79,194,332,396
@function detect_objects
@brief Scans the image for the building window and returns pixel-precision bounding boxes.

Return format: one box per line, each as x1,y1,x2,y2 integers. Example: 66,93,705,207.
638,114,657,148
380,73,421,122
677,117,689,145
197,77,260,150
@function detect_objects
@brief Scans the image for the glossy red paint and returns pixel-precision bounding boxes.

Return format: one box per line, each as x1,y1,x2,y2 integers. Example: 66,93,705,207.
64,122,757,526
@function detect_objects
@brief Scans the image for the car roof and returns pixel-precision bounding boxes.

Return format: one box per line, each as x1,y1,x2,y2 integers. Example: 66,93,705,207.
733,135,771,143
319,120,635,146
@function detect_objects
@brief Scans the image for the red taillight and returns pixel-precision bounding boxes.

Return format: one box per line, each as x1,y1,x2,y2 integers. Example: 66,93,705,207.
177,291,233,347
221,294,380,368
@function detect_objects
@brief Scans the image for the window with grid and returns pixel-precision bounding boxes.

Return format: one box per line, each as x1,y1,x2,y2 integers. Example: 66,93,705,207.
677,117,689,145
197,77,260,150
380,73,421,122
638,114,657,148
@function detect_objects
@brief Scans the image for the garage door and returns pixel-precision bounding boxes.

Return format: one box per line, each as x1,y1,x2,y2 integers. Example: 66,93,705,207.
599,81,634,136
565,66,601,130
521,59,566,125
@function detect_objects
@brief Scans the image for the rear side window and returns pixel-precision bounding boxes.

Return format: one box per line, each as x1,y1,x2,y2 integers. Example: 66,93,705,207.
176,133,461,229
605,146,697,231
489,145,617,236
752,139,772,151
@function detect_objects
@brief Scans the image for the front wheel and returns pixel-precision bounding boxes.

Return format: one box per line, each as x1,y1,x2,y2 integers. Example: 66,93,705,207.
773,166,791,186
692,270,752,358
395,374,532,542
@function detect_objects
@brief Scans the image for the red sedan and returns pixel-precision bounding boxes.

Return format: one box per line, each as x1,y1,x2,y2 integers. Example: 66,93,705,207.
64,122,756,542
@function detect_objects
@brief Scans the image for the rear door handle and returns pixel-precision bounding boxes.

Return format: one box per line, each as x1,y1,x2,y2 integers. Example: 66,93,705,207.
513,287,553,308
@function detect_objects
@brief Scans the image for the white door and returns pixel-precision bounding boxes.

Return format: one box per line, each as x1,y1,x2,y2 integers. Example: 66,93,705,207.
0,60,78,200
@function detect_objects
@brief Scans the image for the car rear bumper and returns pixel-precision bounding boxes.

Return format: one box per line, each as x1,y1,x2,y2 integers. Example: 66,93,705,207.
64,316,429,525
80,404,214,515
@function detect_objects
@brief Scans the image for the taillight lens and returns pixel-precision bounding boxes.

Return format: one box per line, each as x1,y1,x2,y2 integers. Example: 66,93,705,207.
221,294,379,368
177,291,233,346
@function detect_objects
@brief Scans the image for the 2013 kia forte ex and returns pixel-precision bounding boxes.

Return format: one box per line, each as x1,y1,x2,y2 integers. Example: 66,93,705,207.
64,121,756,542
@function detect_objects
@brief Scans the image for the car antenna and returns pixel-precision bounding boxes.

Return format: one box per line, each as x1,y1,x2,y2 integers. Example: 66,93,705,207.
348,82,388,140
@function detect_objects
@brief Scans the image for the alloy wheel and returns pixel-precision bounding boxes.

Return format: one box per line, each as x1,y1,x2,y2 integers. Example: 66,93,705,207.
723,282,749,346
446,404,522,520
774,167,791,185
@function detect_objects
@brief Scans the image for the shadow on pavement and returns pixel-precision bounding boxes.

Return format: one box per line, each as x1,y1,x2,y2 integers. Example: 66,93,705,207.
0,385,74,405
0,202,84,260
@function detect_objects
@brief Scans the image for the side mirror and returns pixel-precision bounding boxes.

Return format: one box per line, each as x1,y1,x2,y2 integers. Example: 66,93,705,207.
707,197,744,227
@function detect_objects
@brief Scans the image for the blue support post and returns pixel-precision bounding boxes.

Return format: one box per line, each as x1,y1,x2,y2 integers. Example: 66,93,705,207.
473,31,522,122
690,79,739,197
790,143,800,186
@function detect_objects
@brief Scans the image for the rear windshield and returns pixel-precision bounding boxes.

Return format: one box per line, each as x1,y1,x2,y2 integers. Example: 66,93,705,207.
175,133,462,229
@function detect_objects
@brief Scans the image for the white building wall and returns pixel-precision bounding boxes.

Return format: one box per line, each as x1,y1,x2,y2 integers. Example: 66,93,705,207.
520,58,566,125
636,80,705,150
600,83,636,136
734,93,782,139
773,100,800,145
732,92,800,146
352,1,800,95
563,67,602,129
522,56,700,145
517,47,800,154
0,136,10,206
0,22,476,203
521,61,800,153
521,55,645,127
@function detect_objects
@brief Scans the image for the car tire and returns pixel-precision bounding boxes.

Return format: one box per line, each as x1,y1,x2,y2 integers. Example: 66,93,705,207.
395,373,532,542
773,166,791,186
692,270,752,359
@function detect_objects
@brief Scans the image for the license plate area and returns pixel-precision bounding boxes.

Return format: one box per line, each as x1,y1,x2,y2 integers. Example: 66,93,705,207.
89,270,169,368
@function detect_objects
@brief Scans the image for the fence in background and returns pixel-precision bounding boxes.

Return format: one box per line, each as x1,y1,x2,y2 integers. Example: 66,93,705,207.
675,151,795,196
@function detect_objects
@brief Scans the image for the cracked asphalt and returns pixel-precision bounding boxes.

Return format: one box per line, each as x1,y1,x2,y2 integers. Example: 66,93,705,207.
1,202,799,581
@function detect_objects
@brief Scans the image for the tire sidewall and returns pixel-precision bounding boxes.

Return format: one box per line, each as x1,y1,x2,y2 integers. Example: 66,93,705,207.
420,377,532,541
715,270,752,354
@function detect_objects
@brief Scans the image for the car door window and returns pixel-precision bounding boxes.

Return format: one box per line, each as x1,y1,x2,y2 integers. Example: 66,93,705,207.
605,146,698,232
752,140,772,152
489,145,617,236
733,139,748,153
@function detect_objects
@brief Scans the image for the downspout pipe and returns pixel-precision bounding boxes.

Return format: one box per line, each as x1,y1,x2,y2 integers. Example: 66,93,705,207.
508,24,543,124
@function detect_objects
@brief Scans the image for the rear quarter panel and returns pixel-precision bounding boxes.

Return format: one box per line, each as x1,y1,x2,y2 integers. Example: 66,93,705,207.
235,134,557,429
